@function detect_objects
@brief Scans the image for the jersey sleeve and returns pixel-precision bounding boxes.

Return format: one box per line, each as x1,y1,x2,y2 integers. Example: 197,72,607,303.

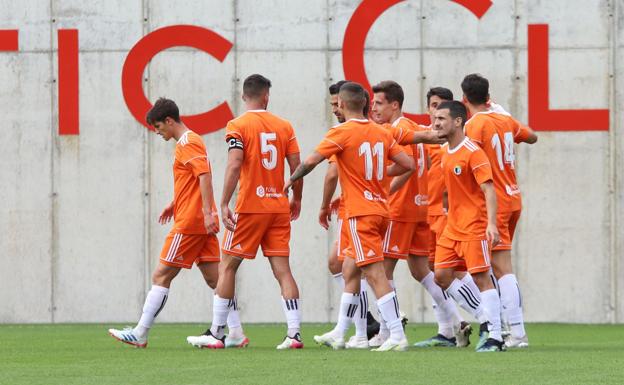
388,139,404,159
286,124,301,155
178,140,211,177
316,128,345,159
469,149,493,185
328,155,337,163
514,121,532,143
464,120,483,145
225,120,244,150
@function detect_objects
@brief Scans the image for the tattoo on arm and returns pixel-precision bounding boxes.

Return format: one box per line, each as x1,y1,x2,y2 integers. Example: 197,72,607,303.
290,163,314,182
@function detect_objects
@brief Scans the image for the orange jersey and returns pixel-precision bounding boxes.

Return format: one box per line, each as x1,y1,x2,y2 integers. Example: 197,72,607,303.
316,119,402,218
386,117,428,222
328,155,346,218
427,141,447,216
464,112,526,212
172,130,217,234
225,110,300,214
441,137,493,241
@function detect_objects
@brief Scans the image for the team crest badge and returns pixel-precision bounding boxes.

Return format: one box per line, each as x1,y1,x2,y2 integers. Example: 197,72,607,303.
453,165,462,175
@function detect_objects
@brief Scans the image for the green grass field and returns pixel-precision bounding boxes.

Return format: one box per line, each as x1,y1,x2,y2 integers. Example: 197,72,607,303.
1,323,623,385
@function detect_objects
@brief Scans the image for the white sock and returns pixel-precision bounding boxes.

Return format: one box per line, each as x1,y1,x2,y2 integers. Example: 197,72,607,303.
461,274,481,304
447,279,486,323
489,270,500,294
226,297,244,339
377,279,395,336
498,274,526,338
480,289,502,342
377,291,405,341
333,292,359,338
420,272,455,339
353,280,368,337
134,285,169,338
333,273,345,289
210,295,231,339
281,297,301,337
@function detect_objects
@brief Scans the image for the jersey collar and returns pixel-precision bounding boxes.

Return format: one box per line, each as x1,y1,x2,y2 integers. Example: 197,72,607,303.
447,137,469,154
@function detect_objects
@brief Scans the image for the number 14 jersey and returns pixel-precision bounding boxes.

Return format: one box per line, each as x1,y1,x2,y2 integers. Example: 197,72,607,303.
464,112,527,213
225,110,300,214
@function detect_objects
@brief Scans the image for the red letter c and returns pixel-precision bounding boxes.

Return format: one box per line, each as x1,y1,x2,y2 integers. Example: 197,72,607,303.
122,25,234,135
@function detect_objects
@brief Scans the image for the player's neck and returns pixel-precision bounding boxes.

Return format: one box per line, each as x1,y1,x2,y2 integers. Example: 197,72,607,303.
390,111,403,125
447,130,465,150
467,103,488,115
172,123,190,141
343,110,366,121
245,101,267,111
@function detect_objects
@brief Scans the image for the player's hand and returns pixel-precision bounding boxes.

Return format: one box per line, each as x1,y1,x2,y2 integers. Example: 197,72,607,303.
283,179,293,194
318,206,331,230
329,197,341,214
421,130,446,144
158,201,174,224
486,223,500,248
289,197,301,221
221,204,237,232
204,213,219,235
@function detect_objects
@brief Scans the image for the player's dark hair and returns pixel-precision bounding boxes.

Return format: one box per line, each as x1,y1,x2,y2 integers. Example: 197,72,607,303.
372,80,404,108
426,87,454,106
437,100,467,126
329,80,348,95
243,74,272,99
363,89,370,116
338,82,367,112
146,98,180,124
461,73,489,105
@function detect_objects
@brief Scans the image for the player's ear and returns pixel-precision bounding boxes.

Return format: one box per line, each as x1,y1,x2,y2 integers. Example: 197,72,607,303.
462,95,468,104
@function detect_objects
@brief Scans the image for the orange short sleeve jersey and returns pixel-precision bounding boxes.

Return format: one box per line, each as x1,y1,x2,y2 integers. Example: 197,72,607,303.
328,155,346,218
427,141,447,216
464,112,523,213
441,138,493,241
386,117,428,222
225,110,300,214
172,130,218,234
315,119,401,218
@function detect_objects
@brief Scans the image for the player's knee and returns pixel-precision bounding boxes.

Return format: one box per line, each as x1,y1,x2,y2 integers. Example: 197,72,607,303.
434,270,452,290
328,257,342,275
152,266,177,288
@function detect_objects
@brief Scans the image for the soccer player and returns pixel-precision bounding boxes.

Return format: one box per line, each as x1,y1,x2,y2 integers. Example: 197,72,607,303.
286,82,416,351
413,87,484,348
187,74,304,350
368,81,471,348
432,100,505,352
319,81,380,347
461,74,538,348
108,98,246,348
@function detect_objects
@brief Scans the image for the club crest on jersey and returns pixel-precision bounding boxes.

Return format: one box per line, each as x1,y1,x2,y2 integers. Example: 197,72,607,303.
453,165,462,175
364,190,373,201
256,185,265,198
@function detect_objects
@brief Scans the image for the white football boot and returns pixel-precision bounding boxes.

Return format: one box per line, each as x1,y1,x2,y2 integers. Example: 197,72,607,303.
108,327,147,348
313,331,345,350
345,335,369,349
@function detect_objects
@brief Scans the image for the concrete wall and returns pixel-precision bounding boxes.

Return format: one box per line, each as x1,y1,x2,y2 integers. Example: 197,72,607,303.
0,0,620,324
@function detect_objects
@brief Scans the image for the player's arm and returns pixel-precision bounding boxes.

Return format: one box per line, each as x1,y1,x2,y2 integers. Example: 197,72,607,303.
221,147,243,231
480,181,500,247
284,151,325,192
286,152,303,221
158,200,174,224
400,129,445,145
387,151,416,177
198,172,219,234
515,124,538,144
389,168,414,195
319,162,338,229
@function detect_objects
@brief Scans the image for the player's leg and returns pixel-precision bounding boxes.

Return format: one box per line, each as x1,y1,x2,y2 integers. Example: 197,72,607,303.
492,210,527,347
263,213,303,349
330,219,345,288
464,240,504,352
315,255,360,349
369,221,400,347
352,216,407,352
108,233,191,348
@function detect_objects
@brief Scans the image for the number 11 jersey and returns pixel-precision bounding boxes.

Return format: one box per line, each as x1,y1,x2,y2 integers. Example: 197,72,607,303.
225,110,300,214
315,118,403,219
